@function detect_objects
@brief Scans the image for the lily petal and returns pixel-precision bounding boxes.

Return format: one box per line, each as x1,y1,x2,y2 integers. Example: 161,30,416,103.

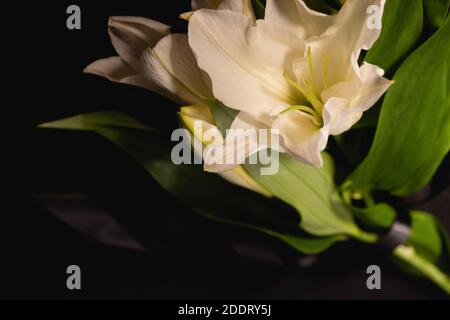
108,16,171,71
320,80,360,134
142,34,213,105
322,97,361,136
351,62,393,113
84,56,166,93
321,63,392,135
320,80,359,103
265,0,334,41
295,0,336,37
294,0,386,90
218,0,256,22
270,105,329,167
189,9,302,120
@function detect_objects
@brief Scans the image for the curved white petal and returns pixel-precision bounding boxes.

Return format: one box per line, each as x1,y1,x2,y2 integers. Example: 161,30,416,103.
265,0,334,41
295,0,336,36
351,62,393,113
320,80,359,102
326,0,386,58
84,56,174,96
218,0,256,22
320,63,392,136
270,106,328,167
322,97,361,136
188,9,302,120
142,34,213,105
107,16,171,71
294,0,386,92
320,80,360,134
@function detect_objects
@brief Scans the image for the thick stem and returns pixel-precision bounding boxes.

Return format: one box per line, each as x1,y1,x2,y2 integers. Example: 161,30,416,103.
393,245,450,295
353,229,378,243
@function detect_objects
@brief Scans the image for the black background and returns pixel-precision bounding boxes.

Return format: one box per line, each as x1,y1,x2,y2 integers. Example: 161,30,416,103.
2,0,450,300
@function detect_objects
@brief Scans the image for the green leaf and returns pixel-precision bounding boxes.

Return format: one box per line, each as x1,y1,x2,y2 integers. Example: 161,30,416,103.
407,211,443,264
393,211,450,294
333,129,374,166
206,99,239,136
39,111,342,255
199,211,343,255
245,154,363,238
424,0,450,30
352,102,381,129
39,111,154,132
393,243,450,295
365,0,424,73
350,16,450,196
351,203,396,230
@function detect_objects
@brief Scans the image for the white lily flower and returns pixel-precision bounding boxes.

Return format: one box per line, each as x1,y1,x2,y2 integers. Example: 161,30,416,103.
188,0,393,170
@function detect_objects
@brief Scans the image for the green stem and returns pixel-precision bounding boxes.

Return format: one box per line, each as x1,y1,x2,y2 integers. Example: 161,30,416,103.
394,245,450,295
362,191,375,207
353,229,378,244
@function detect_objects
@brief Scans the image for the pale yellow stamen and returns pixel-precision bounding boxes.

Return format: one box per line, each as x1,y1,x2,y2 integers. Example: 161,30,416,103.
284,71,308,97
280,105,323,127
284,48,324,114
307,47,316,93
304,79,323,114
282,48,327,126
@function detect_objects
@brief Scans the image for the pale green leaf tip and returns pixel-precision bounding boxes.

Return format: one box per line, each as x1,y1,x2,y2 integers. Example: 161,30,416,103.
37,119,82,130
37,122,57,129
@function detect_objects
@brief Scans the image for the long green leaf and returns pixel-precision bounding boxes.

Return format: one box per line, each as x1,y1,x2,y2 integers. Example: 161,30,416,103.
351,203,396,230
350,16,450,196
365,0,424,73
424,0,450,30
245,154,367,239
393,211,449,290
40,112,342,254
407,211,444,264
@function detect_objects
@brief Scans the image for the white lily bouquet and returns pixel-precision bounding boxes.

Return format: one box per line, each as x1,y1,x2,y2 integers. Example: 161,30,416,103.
41,0,450,294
